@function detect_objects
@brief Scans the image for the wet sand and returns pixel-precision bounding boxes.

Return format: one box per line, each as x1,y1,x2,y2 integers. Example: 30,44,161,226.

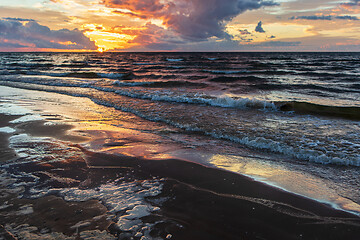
86,151,360,239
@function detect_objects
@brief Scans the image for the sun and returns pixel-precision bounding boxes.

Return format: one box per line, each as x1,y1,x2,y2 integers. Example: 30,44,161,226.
97,48,105,53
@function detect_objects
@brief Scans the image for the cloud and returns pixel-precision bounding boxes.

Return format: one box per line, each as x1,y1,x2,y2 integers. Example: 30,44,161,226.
240,37,253,42
0,19,96,50
2,17,35,22
127,23,185,50
290,15,359,20
239,29,251,35
335,15,359,20
254,41,301,47
290,15,332,20
0,39,31,48
102,0,278,41
255,21,265,32
341,0,359,7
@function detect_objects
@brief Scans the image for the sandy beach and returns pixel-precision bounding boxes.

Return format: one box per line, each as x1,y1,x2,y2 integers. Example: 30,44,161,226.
1,85,360,239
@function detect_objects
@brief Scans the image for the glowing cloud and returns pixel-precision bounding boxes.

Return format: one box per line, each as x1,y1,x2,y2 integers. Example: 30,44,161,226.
82,24,137,51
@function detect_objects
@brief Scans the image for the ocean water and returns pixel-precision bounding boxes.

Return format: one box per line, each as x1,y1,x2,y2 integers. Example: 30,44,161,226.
0,52,360,216
1,52,359,165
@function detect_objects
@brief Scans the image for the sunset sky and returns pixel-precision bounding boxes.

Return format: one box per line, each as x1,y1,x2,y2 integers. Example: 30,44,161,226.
0,0,359,52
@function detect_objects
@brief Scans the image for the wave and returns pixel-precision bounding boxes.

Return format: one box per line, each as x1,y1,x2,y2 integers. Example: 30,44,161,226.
133,62,160,65
278,102,360,120
1,81,359,167
203,131,360,167
2,70,131,80
91,86,360,121
64,72,127,79
57,63,90,68
166,58,183,62
210,76,265,83
203,69,250,74
113,80,207,88
112,89,278,111
5,63,55,68
1,76,359,120
251,70,295,76
295,71,350,78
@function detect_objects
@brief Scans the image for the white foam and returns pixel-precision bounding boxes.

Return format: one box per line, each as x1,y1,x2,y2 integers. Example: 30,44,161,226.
122,205,151,219
167,58,183,62
0,127,16,133
10,115,43,123
0,103,32,115
29,179,165,237
9,133,34,144
98,73,124,79
169,66,185,69
17,205,34,215
113,80,152,87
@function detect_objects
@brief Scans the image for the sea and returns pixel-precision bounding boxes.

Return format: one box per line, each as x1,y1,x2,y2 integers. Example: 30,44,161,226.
0,52,359,238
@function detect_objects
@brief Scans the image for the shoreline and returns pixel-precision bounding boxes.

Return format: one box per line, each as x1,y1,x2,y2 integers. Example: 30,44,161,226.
1,85,360,238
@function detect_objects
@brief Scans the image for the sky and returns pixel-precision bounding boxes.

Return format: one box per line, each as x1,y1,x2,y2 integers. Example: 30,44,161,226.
0,0,359,52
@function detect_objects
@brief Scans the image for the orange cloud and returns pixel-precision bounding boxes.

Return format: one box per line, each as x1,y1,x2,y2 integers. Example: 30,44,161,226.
102,0,278,40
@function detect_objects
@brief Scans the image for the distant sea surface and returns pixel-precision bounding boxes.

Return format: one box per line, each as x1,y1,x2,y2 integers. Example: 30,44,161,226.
0,52,359,214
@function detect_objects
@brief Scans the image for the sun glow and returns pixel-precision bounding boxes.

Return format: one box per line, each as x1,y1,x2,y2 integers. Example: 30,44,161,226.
82,24,137,51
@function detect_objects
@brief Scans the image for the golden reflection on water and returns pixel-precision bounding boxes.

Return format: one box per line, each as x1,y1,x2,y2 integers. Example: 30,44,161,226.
1,87,177,159
210,154,360,214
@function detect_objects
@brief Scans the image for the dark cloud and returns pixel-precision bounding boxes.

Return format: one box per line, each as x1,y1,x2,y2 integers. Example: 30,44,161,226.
0,19,96,50
102,0,278,41
268,35,276,39
239,29,251,35
336,15,359,20
290,15,358,20
112,10,148,19
2,17,35,22
290,15,332,20
240,37,253,42
255,21,265,33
